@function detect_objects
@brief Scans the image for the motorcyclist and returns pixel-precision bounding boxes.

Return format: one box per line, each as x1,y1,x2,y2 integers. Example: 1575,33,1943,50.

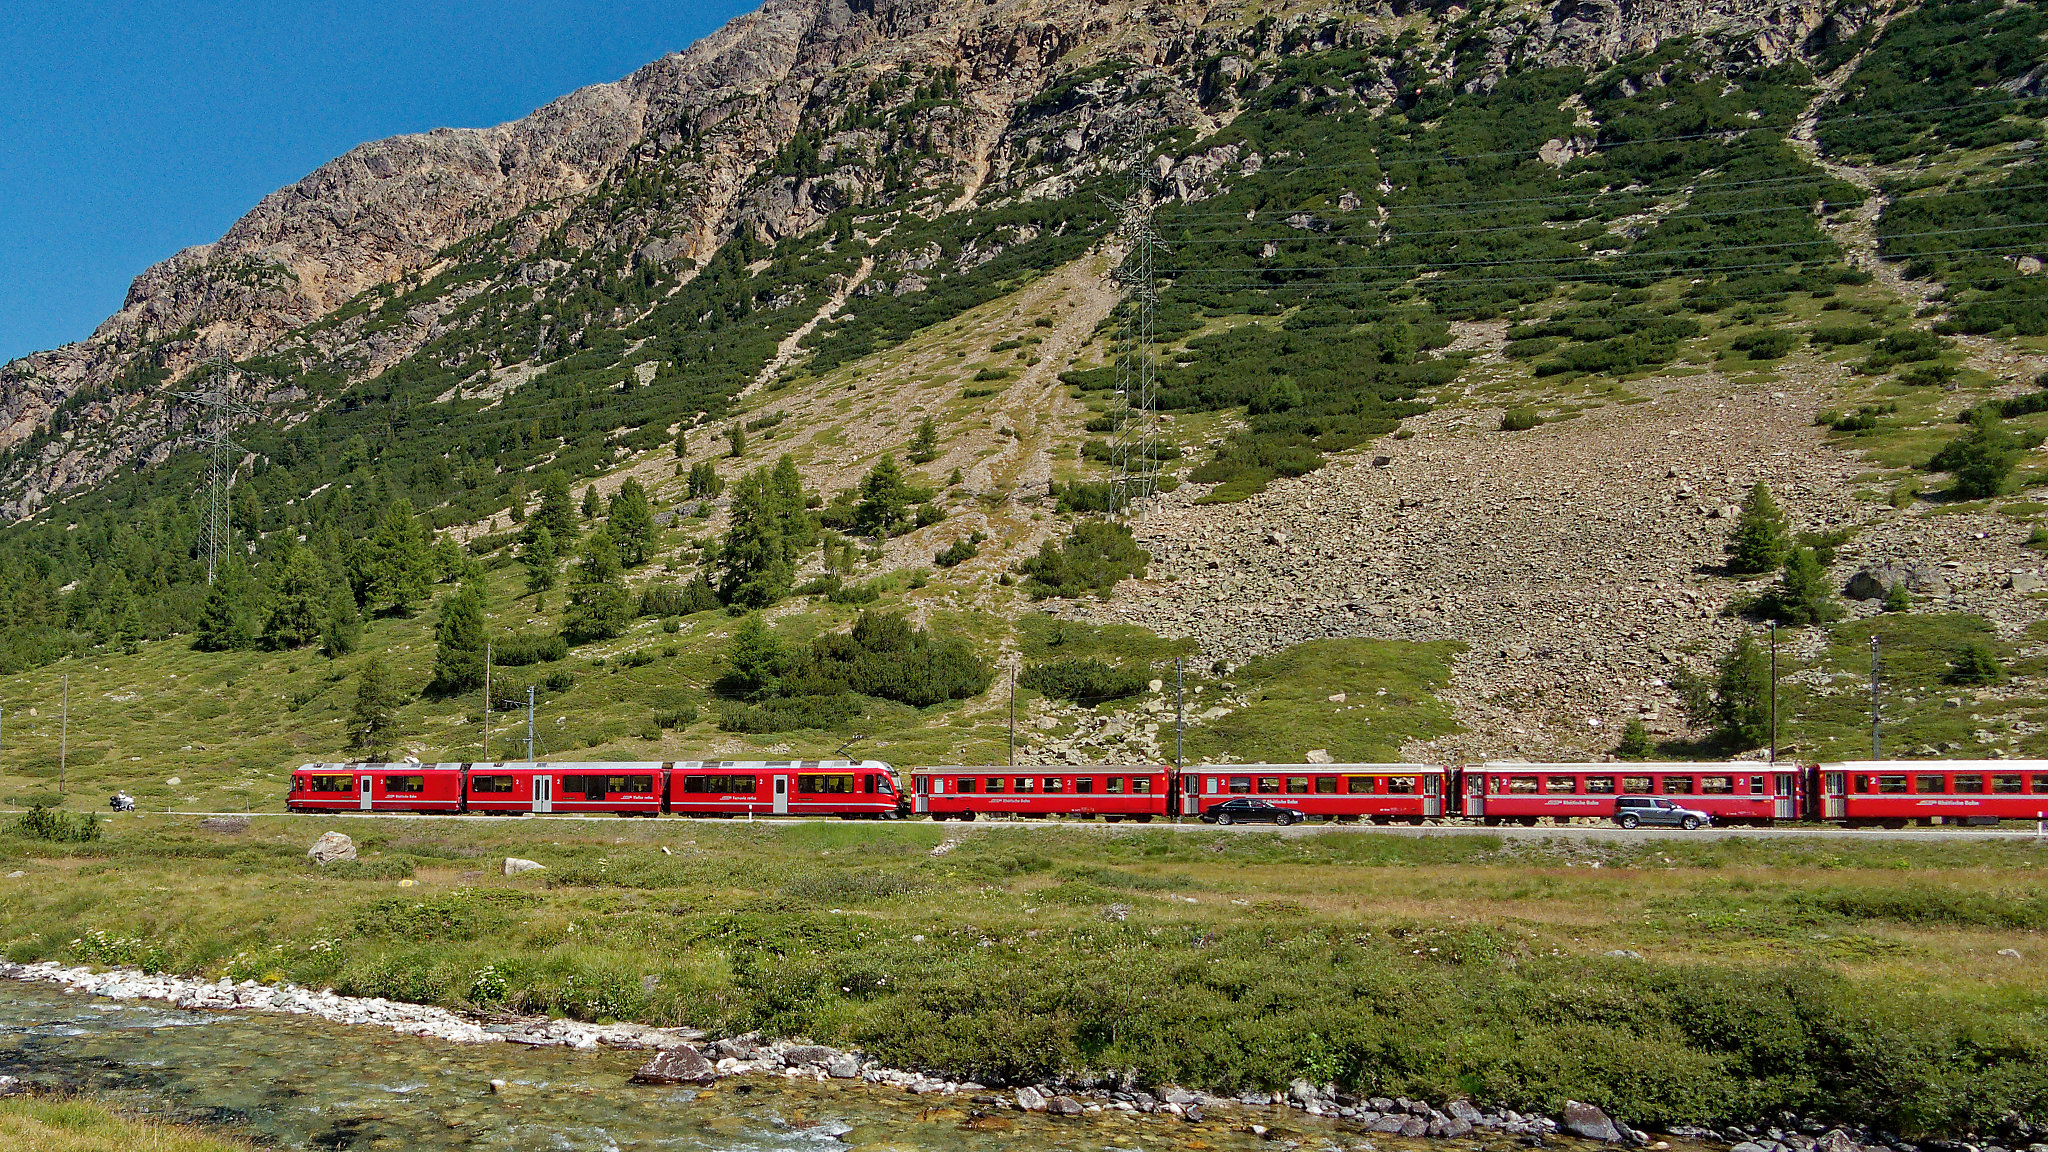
108,791,135,812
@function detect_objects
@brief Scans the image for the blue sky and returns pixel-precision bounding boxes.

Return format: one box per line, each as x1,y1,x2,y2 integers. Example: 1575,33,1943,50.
0,1,757,364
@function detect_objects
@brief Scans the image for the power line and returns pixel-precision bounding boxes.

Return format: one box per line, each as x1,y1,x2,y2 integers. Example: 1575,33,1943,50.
170,358,264,584
1106,119,1167,512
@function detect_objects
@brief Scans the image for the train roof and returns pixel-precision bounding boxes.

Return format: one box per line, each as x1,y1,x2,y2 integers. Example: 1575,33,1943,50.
1478,761,1775,772
1192,762,1440,772
1817,759,2048,771
912,763,1167,773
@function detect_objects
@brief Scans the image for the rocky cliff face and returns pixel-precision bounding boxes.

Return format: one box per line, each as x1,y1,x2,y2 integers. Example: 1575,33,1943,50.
0,0,1877,520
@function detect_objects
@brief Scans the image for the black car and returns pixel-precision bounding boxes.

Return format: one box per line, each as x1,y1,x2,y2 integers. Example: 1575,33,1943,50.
1201,797,1303,826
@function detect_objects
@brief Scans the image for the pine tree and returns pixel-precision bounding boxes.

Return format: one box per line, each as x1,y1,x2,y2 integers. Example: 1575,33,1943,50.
769,455,815,553
426,581,488,696
529,471,578,543
508,477,528,522
729,423,747,458
688,461,723,499
672,427,689,458
1765,546,1841,627
716,458,814,608
193,572,254,651
719,613,787,699
264,547,329,650
1725,483,1790,576
1615,718,1654,760
320,580,362,658
853,454,911,537
432,535,467,584
564,529,634,643
522,525,558,594
1930,409,2033,499
609,478,657,567
908,415,940,464
1676,637,1772,750
349,656,405,756
366,499,435,615
582,485,602,520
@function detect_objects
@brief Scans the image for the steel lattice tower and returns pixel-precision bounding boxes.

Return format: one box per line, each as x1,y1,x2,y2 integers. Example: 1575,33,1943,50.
172,359,260,584
1108,123,1165,513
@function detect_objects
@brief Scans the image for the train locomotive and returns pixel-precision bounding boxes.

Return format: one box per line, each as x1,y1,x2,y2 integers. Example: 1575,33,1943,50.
288,757,2048,826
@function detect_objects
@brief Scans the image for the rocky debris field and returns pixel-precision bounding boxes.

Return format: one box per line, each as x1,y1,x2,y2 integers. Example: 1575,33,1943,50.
1064,366,2047,763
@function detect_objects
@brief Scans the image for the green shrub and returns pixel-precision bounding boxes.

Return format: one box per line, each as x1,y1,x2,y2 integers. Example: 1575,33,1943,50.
654,703,699,729
934,532,985,568
1944,643,2006,685
1733,330,1798,359
1499,406,1541,432
1020,521,1150,599
16,806,101,843
1020,658,1150,704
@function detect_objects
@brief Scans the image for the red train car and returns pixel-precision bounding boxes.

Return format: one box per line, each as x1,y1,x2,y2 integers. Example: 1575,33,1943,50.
1815,760,2048,826
463,762,666,816
1182,764,1446,823
668,760,902,818
287,762,466,812
1461,762,1801,825
913,765,1171,821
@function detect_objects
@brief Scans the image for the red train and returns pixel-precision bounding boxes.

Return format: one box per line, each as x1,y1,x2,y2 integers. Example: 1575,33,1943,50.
287,760,903,818
289,757,2048,827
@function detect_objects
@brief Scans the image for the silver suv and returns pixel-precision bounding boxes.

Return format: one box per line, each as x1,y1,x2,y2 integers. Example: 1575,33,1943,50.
1614,796,1711,830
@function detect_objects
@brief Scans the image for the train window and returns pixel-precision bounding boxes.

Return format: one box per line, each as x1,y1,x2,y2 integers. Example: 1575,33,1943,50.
309,774,355,793
1661,776,1695,795
1622,776,1652,794
628,776,653,793
955,777,977,794
1508,776,1539,794
1386,777,1416,795
1749,777,1766,795
2034,775,2048,794
1016,777,1036,792
685,775,753,793
1287,777,1311,794
1107,777,1126,794
560,775,589,795
1132,777,1153,794
1316,777,1340,794
799,774,855,794
472,775,516,793
1699,776,1733,795
383,775,425,793
986,776,1007,793
1992,774,2023,794
1347,777,1374,794
1953,774,1985,794
1076,778,1095,794
1875,775,1907,794
1257,777,1281,794
1585,776,1616,794
1915,775,1945,794
1044,777,1066,793
1228,777,1251,794
1545,777,1576,794
877,776,894,794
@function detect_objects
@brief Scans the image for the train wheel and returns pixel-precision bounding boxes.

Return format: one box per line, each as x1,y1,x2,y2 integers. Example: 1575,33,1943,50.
1482,817,1501,827
961,810,976,822
1407,817,1424,827
1135,816,1153,824
1370,815,1390,826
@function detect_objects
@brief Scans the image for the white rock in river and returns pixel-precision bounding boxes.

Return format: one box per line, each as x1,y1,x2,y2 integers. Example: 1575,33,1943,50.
504,857,545,876
306,831,356,865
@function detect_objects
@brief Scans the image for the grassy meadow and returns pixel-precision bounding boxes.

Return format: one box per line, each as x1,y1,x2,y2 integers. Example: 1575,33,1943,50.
0,1095,253,1152
1,816,2043,1139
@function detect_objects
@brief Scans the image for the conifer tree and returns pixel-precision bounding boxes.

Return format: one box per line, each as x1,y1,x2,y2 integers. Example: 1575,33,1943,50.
349,656,405,755
908,415,940,464
582,484,602,520
426,581,488,696
673,427,689,458
609,478,657,567
193,570,255,651
1676,636,1772,750
1765,546,1842,627
564,529,633,643
717,457,815,608
529,471,578,543
729,423,747,458
719,613,788,699
1725,483,1790,576
687,461,723,499
522,525,558,594
365,499,434,614
853,454,911,537
264,547,329,650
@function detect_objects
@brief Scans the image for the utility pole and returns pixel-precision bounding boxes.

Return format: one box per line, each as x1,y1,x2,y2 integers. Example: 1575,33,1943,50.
1870,634,1881,760
482,641,492,761
58,675,69,795
1175,657,1185,772
171,358,262,584
1106,119,1165,514
1008,665,1017,767
526,685,536,762
1768,624,1778,765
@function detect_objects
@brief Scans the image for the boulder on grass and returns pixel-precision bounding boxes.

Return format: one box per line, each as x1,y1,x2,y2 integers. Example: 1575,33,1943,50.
307,832,355,865
1564,1100,1625,1142
630,1045,716,1085
504,857,545,876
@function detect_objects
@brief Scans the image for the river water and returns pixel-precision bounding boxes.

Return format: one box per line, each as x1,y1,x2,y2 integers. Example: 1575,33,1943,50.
0,981,1414,1151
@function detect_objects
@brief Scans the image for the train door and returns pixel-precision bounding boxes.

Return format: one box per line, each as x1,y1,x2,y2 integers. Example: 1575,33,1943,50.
1773,774,1796,819
1463,771,1484,818
1821,770,1846,819
358,774,373,811
913,775,930,815
533,775,553,814
1182,773,1198,816
773,774,790,815
1423,774,1443,817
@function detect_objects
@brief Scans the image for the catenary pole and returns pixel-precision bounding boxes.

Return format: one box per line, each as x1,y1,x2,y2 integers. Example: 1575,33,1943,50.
59,675,69,794
482,641,492,761
1769,624,1778,764
1008,665,1017,767
526,686,536,762
1870,634,1881,759
1175,657,1185,771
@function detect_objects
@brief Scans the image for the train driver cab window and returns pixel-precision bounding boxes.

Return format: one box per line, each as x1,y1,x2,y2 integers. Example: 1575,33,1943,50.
1585,776,1616,794
1132,776,1153,794
1106,777,1126,794
1661,776,1696,795
1993,774,2023,794
876,775,894,794
1700,776,1733,795
1953,774,1985,794
1876,775,1908,794
1316,777,1341,794
1622,776,1652,795
955,777,977,794
1508,776,1539,794
1075,777,1095,795
1229,777,1252,794
1386,777,1416,795
1346,776,1374,794
1545,777,1576,794
1257,777,1281,794
985,776,1006,793
1915,775,1945,794
384,775,425,794
472,775,515,794
1287,777,1311,794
